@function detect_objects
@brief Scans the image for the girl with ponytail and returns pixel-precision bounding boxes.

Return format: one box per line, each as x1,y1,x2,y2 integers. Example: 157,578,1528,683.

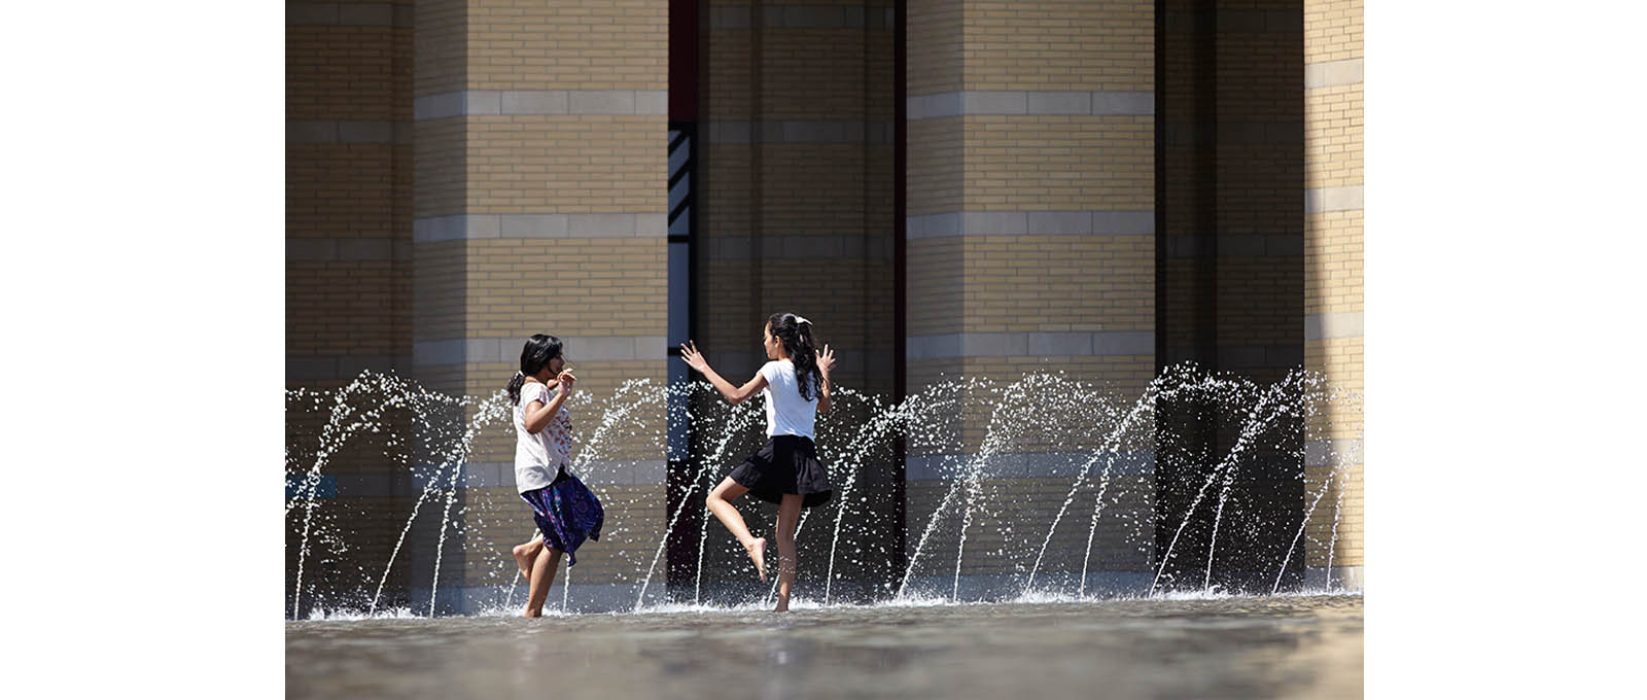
679,313,836,612
505,334,604,618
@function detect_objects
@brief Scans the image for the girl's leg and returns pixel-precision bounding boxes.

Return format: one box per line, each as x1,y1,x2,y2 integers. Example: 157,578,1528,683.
512,533,544,582
523,545,565,618
773,495,803,612
706,476,767,581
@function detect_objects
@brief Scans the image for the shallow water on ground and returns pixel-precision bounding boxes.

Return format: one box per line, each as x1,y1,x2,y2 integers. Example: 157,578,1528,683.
286,593,1362,699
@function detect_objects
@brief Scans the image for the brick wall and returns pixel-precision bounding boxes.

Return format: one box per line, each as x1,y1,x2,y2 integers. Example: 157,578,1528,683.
286,0,418,614
407,0,670,607
692,0,899,592
1303,0,1362,575
905,0,1156,583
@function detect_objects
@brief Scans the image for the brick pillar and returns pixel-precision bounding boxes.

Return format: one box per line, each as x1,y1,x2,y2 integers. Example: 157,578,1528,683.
411,0,669,613
1154,0,1311,594
692,0,899,602
1303,0,1362,589
904,0,1157,597
285,0,416,615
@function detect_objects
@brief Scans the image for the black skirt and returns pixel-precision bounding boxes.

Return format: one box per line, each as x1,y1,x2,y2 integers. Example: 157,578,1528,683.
728,435,832,508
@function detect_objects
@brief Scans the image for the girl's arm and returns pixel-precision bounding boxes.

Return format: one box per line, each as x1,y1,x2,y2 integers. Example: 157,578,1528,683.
680,341,768,404
816,343,835,413
523,371,576,433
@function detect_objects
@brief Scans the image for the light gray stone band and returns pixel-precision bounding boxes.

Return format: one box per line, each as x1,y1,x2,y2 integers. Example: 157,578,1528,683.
1215,344,1306,369
1217,8,1304,33
907,210,1155,239
709,4,895,31
1161,9,1303,34
1165,233,1303,259
1305,312,1363,341
296,459,668,500
903,444,1359,480
1305,440,1363,469
413,336,667,366
1305,58,1364,89
287,238,409,262
413,213,666,242
456,460,667,488
287,2,413,28
287,355,412,382
907,451,1156,481
705,350,896,383
1158,345,1308,369
1304,566,1363,591
907,91,1154,120
292,473,398,500
906,331,1155,360
414,90,669,120
704,234,894,261
706,120,894,145
1163,119,1304,146
287,120,411,145
1305,186,1363,214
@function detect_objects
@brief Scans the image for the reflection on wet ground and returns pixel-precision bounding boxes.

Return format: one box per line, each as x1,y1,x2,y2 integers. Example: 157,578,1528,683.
287,594,1362,699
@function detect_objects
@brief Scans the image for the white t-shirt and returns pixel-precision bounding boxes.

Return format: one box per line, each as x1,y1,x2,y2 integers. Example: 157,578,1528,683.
759,359,818,439
513,381,573,493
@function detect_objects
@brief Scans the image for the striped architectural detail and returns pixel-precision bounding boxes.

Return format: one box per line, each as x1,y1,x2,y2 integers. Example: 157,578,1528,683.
1303,0,1364,575
708,3,896,30
287,120,411,144
706,120,894,145
411,214,666,243
413,90,668,120
907,210,1155,238
906,332,1155,360
287,2,413,28
668,127,693,236
413,336,667,367
907,90,1154,119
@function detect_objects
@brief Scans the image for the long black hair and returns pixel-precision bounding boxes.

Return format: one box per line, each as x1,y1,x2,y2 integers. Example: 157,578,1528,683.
767,312,820,401
506,334,564,405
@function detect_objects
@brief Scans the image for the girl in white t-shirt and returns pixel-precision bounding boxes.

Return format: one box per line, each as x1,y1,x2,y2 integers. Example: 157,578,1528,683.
506,334,604,618
680,312,836,612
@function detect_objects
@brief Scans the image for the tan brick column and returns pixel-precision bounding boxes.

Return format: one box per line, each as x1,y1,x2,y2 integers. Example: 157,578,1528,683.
285,0,417,612
697,1,897,392
904,0,1157,595
693,0,899,600
286,1,415,382
412,0,669,613
1303,0,1362,588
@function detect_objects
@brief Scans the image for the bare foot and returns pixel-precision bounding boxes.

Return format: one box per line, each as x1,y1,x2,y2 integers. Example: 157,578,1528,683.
773,601,790,613
745,537,768,582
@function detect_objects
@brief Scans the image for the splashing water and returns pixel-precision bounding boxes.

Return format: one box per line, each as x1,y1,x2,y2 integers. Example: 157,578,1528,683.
286,364,1361,619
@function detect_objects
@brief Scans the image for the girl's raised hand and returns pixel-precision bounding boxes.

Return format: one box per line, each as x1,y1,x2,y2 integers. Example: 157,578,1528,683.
817,344,835,378
680,341,710,373
556,369,577,394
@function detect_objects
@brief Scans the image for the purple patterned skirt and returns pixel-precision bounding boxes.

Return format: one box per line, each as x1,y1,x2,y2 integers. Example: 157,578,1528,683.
519,466,604,566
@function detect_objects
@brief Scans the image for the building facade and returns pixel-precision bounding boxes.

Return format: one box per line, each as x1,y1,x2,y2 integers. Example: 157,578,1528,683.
286,0,1362,613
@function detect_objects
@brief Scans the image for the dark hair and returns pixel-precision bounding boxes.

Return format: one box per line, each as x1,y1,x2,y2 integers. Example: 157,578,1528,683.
506,334,564,405
766,312,820,401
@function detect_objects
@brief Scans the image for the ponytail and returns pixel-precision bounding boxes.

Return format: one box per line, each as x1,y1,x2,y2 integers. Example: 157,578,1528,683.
506,371,527,405
767,312,820,401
